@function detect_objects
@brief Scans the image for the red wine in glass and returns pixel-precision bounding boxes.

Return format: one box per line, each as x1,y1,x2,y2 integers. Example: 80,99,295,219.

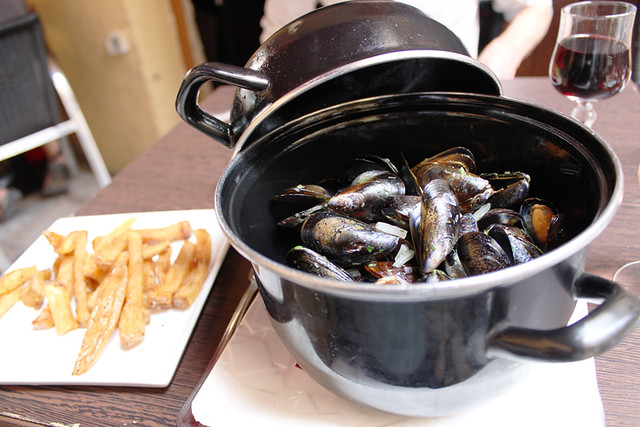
550,34,631,101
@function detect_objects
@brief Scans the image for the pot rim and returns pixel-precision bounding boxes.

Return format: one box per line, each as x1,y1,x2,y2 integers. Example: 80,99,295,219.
231,49,501,155
217,92,623,303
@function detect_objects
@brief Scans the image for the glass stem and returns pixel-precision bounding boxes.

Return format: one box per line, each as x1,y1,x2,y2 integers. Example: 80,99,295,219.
571,100,597,128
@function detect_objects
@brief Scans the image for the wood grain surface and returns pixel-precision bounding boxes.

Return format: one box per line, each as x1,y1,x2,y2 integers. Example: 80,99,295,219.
1,81,639,426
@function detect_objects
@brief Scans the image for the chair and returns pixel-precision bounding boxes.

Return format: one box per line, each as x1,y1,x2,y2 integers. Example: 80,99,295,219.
0,13,111,271
0,13,111,186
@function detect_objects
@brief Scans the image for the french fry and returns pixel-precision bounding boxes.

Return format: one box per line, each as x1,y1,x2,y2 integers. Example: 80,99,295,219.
42,230,76,255
142,259,156,291
142,240,171,260
42,231,64,252
147,241,196,307
87,217,136,273
32,304,54,330
174,229,212,309
44,282,78,335
119,231,146,348
21,269,50,309
155,246,172,286
93,233,128,271
55,254,75,293
0,281,28,318
73,251,128,376
72,231,90,327
137,221,192,243
83,260,108,284
0,266,36,296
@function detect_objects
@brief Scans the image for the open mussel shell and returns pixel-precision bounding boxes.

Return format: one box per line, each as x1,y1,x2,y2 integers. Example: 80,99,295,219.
342,154,400,180
365,261,416,284
484,171,531,210
520,197,563,251
476,207,523,230
413,146,477,173
272,184,332,203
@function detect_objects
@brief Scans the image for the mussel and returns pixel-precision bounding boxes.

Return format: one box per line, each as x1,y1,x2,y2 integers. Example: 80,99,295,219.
410,178,460,275
274,147,568,285
287,246,355,282
456,231,512,276
301,211,402,266
328,170,405,222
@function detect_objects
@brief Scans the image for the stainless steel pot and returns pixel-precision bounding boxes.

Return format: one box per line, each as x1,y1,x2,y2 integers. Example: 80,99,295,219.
175,1,500,152
212,92,640,417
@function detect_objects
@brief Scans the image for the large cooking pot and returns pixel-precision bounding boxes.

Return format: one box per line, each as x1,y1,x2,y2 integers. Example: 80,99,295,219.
175,1,500,152
211,92,640,417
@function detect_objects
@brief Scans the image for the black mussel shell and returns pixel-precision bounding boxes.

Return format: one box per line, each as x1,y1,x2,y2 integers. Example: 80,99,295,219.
457,231,512,276
476,208,523,231
413,146,477,174
342,154,399,180
380,195,421,230
301,211,401,266
287,246,355,282
486,224,542,264
412,163,493,213
328,171,405,222
411,179,461,275
483,171,531,210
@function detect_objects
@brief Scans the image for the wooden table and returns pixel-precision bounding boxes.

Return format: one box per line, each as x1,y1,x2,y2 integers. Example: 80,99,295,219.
1,78,639,426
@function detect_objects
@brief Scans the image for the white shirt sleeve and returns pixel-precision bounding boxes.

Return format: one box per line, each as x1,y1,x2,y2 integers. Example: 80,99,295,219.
260,0,319,43
491,0,553,22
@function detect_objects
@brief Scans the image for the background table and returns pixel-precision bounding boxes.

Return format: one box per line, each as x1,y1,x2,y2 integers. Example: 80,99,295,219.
1,78,639,426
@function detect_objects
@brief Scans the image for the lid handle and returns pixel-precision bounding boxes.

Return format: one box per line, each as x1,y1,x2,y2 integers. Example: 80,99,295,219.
175,62,270,148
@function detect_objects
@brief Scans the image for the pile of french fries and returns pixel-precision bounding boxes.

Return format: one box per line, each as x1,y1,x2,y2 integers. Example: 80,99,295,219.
0,218,212,375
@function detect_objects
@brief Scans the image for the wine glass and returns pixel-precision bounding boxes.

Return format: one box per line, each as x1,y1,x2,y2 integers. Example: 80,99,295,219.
613,163,640,287
549,1,636,127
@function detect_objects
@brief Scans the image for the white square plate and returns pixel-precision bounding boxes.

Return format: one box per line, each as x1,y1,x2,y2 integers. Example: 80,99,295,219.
191,299,605,426
0,209,228,387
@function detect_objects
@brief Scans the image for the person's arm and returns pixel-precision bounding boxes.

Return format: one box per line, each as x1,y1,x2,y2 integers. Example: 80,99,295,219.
478,3,553,79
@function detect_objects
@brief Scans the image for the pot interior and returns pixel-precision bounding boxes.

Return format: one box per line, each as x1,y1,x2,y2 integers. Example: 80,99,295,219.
217,92,619,276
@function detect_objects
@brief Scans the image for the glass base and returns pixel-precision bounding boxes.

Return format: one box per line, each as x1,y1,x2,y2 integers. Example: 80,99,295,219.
613,260,640,287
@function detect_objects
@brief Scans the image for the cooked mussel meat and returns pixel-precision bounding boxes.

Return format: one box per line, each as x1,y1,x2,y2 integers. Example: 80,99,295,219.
520,198,564,251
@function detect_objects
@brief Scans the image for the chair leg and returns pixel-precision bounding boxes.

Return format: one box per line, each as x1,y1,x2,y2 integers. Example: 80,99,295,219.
57,135,80,176
47,58,112,188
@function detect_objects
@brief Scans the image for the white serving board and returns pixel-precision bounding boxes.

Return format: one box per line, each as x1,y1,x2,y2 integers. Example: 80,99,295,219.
0,209,228,387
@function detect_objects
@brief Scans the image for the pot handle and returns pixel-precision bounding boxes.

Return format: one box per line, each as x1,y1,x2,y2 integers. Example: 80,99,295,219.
175,62,270,149
487,272,640,362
